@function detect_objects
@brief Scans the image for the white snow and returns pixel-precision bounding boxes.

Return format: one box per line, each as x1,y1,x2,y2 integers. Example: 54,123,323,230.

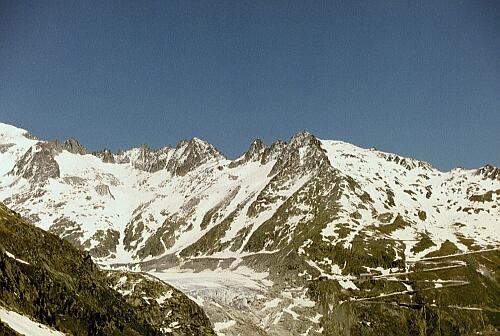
155,290,173,304
320,138,500,259
1,121,497,271
293,295,315,308
214,319,236,335
151,267,271,306
262,298,282,310
0,306,65,336
0,123,38,176
5,251,30,265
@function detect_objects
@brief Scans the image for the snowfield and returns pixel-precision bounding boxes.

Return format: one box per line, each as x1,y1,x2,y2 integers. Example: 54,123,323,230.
0,307,66,336
0,122,499,335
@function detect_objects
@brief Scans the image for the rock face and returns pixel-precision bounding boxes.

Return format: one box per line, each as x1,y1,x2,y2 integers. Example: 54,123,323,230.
95,184,114,199
107,271,215,335
93,148,115,163
269,131,329,176
166,138,224,176
476,164,500,181
113,138,224,175
9,142,61,183
0,122,499,335
116,144,172,173
229,139,267,168
63,138,88,155
0,202,215,335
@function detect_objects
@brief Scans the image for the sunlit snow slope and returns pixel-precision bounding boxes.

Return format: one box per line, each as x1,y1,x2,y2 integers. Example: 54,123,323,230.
0,122,498,267
0,122,499,335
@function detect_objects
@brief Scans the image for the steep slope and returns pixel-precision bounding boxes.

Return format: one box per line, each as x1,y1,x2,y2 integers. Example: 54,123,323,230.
0,202,215,335
0,122,498,335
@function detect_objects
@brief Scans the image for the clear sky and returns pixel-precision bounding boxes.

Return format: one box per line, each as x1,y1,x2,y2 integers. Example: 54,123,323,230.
0,1,499,170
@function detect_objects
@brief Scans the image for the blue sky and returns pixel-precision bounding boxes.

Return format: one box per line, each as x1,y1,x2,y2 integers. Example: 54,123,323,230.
0,1,499,170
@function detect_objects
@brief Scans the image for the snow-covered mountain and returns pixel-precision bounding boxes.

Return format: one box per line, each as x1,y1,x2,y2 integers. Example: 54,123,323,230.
1,122,499,335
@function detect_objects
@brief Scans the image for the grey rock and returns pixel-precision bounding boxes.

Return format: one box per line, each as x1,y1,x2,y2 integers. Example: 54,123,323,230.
63,137,88,155
9,142,61,183
93,148,115,163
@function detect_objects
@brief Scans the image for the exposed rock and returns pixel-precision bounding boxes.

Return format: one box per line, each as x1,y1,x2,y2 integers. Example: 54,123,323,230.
48,216,84,250
476,164,500,181
95,183,115,199
9,142,61,183
62,137,88,155
166,138,224,176
63,176,86,186
128,144,172,173
0,143,14,153
107,271,215,335
87,229,120,258
229,139,267,168
93,148,115,163
0,203,160,335
261,140,286,165
269,131,330,176
378,152,433,171
1,122,499,336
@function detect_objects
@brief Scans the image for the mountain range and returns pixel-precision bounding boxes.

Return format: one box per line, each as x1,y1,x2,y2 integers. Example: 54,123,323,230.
0,122,498,335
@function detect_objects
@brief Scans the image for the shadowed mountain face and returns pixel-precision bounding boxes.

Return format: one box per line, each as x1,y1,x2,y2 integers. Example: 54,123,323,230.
0,202,215,336
0,122,499,335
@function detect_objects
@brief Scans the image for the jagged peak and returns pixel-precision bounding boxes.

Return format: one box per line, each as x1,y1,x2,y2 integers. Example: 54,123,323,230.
113,144,174,172
289,130,315,143
287,131,325,154
174,137,224,160
116,143,172,157
250,138,265,149
260,139,286,165
475,164,500,181
62,137,88,155
139,143,152,151
246,138,267,159
288,130,324,151
229,138,268,168
176,136,216,150
92,148,115,163
9,142,61,183
163,137,224,176
268,132,330,176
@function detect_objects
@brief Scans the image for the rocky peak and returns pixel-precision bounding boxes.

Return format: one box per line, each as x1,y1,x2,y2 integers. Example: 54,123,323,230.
166,138,224,176
93,149,115,163
115,144,152,167
245,139,267,161
269,131,330,176
62,138,88,155
9,142,61,183
114,138,222,175
229,139,268,168
180,137,220,155
137,143,152,155
133,144,154,165
260,140,287,165
289,130,315,145
133,144,173,173
475,164,500,181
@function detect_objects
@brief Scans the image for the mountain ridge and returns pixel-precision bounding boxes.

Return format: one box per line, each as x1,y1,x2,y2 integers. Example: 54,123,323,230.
0,202,215,335
0,122,461,172
0,121,498,335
